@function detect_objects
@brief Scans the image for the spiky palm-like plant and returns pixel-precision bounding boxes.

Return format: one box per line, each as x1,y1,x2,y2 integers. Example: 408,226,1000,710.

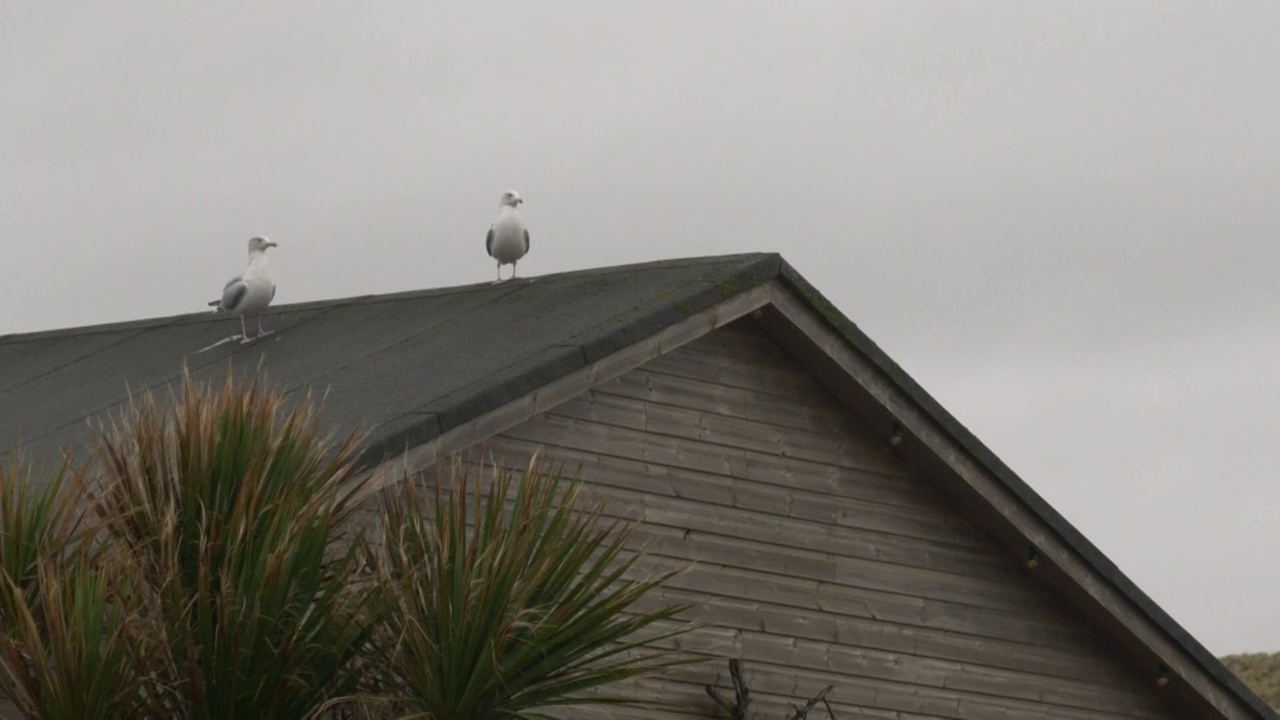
0,552,167,719
371,457,698,720
86,371,379,720
0,454,169,718
0,455,83,629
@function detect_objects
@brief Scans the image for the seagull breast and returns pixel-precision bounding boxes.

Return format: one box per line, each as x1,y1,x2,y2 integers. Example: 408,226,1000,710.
488,208,528,265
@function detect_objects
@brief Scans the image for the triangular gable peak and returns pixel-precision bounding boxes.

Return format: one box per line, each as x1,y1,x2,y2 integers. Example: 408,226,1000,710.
361,258,1273,720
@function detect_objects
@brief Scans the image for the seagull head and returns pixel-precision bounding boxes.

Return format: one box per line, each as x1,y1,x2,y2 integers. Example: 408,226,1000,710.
499,189,524,207
248,236,279,254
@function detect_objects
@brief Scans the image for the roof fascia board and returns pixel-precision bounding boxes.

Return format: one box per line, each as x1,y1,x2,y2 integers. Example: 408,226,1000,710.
765,281,1270,720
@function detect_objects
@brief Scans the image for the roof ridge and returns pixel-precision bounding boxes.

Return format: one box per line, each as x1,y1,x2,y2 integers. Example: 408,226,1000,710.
0,253,779,344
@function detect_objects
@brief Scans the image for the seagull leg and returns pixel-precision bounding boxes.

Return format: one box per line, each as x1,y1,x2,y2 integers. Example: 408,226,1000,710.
511,261,519,279
240,316,255,344
493,261,505,284
257,316,273,338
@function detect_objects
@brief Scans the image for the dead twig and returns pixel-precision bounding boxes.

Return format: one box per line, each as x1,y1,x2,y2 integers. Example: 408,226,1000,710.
707,660,839,720
705,659,751,720
787,684,834,720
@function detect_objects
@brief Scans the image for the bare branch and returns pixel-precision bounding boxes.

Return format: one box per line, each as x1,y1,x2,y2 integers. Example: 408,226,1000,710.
706,685,738,717
786,685,833,720
730,658,751,719
705,659,750,720
706,660,839,720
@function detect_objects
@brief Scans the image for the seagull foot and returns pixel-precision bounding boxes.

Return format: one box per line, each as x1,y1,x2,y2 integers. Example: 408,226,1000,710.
258,330,274,338
240,336,256,345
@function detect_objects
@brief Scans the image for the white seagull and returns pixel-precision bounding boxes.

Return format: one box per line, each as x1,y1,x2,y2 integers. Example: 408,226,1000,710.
485,189,530,282
209,236,279,343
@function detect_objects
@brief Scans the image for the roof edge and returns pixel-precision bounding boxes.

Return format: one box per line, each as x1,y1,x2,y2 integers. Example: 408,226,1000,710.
772,258,1275,719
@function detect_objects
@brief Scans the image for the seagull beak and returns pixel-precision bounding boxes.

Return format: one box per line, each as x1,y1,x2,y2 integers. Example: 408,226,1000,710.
267,240,279,248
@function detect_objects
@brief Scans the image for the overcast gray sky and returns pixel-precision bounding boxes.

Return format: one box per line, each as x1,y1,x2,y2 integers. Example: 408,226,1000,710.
2,2,1277,655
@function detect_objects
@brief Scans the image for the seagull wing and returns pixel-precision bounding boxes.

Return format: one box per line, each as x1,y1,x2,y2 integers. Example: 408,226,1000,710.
270,283,276,304
216,277,248,313
523,228,530,254
485,225,496,257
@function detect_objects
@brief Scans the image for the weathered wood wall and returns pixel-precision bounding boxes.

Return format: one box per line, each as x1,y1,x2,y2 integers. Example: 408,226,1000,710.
472,320,1180,720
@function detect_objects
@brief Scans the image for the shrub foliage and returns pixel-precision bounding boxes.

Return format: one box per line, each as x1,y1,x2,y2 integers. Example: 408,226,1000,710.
1221,652,1280,712
0,370,692,719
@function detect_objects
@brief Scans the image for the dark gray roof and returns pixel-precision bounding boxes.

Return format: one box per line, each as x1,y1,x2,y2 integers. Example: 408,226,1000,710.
0,252,1271,718
0,254,781,466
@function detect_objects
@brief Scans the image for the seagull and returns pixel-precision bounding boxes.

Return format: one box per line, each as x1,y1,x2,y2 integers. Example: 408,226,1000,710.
209,236,278,343
485,189,530,282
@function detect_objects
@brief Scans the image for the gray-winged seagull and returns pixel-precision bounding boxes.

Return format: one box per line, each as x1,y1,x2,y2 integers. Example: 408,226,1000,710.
485,189,530,282
209,236,278,343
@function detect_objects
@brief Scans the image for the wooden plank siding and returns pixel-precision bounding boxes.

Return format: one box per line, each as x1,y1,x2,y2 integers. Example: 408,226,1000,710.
469,321,1180,720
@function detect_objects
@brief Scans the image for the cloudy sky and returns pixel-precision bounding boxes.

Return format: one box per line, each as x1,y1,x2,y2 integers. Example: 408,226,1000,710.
2,3,1277,655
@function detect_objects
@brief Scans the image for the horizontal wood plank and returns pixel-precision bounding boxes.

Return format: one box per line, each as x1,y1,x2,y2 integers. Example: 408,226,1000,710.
597,367,855,436
642,345,830,402
627,588,1124,685
629,626,1171,718
457,450,1021,582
